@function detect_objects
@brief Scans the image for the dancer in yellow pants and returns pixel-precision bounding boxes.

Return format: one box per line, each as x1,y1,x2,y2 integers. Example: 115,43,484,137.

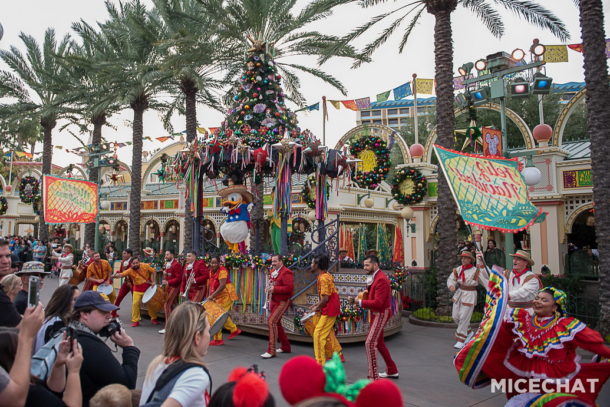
308,255,343,365
207,256,241,345
113,257,160,327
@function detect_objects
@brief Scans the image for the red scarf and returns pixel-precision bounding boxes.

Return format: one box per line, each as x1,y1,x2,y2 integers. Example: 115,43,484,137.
458,264,473,283
512,268,530,284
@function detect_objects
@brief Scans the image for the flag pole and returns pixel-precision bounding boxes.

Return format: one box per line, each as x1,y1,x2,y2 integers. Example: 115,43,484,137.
322,96,327,146
7,151,14,189
412,73,419,145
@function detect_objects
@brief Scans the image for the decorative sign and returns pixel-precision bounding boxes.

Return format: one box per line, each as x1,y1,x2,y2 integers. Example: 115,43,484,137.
43,175,98,224
141,200,158,210
563,169,592,189
482,127,502,157
433,145,545,232
161,199,179,209
110,202,127,211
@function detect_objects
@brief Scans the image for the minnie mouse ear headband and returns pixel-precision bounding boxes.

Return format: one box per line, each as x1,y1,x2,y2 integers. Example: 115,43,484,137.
228,365,269,407
279,354,404,407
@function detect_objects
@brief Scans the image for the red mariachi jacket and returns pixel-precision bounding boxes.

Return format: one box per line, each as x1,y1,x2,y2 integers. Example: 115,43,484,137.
271,266,294,303
165,259,183,288
361,270,391,313
180,260,209,292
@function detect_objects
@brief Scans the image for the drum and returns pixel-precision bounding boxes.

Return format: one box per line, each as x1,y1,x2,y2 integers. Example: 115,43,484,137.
97,283,114,296
202,300,229,336
142,285,167,311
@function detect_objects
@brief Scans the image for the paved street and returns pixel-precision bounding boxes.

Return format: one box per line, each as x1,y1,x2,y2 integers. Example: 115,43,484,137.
40,279,610,406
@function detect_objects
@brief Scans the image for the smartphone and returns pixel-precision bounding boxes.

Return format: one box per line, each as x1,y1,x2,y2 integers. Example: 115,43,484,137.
27,276,40,308
66,327,76,352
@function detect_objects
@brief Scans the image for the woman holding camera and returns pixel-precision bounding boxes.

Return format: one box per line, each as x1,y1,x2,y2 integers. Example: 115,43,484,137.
140,302,212,407
34,284,80,353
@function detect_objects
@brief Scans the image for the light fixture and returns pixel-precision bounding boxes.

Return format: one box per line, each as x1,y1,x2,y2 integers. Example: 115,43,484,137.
471,86,490,105
511,48,525,61
455,93,468,107
474,59,487,71
532,73,553,95
509,77,530,97
521,166,542,186
458,62,474,77
530,39,546,57
486,51,513,72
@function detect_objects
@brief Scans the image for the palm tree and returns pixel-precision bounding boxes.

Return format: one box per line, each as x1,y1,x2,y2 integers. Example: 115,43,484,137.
0,29,72,242
93,0,169,253
198,0,367,254
152,0,232,253
576,0,610,335
340,0,568,314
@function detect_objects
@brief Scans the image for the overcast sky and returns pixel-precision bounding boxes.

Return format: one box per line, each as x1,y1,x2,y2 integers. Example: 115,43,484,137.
1,1,608,168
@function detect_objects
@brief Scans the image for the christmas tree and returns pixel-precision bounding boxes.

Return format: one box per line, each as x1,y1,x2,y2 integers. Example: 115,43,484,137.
221,40,299,148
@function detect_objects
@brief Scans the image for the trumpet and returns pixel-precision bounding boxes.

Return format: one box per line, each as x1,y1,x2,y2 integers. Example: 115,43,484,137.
263,273,274,314
181,268,195,301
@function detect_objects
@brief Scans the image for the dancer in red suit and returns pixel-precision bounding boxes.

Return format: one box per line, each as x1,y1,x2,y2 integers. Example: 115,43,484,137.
113,249,134,309
261,254,294,359
158,249,182,334
179,252,209,302
352,255,398,380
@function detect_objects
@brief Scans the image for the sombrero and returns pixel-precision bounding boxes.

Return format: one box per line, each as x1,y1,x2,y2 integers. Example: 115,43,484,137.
510,249,534,266
218,184,253,204
458,251,475,262
143,247,155,257
15,261,50,276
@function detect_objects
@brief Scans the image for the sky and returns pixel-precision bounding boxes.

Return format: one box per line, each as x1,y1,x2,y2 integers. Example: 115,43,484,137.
1,1,608,168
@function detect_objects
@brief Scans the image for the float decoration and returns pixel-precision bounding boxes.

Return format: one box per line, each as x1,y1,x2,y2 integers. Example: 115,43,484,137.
19,176,40,204
390,266,409,291
391,168,427,205
219,183,253,254
349,135,391,189
301,174,330,210
0,196,7,215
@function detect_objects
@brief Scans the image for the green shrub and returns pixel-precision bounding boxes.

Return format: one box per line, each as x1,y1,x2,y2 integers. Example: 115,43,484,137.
437,316,454,323
413,307,436,320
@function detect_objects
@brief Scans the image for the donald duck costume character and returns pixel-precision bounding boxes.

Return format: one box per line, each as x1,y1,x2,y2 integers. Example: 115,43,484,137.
219,184,253,253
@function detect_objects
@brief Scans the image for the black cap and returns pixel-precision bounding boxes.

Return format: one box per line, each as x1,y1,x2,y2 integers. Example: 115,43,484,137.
74,291,119,312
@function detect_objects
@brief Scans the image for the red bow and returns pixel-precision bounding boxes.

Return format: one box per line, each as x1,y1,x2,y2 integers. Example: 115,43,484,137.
458,265,469,283
512,268,529,284
229,207,241,216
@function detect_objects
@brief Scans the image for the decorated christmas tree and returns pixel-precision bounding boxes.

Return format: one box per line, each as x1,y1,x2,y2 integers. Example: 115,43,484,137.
221,40,299,148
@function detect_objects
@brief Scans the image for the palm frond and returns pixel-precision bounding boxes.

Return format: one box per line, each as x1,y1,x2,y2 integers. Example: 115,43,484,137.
460,0,504,38
490,0,570,41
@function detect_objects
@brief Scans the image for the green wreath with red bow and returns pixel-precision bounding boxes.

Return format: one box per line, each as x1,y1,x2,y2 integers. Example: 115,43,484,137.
391,167,427,205
0,197,7,215
349,135,391,189
19,176,40,204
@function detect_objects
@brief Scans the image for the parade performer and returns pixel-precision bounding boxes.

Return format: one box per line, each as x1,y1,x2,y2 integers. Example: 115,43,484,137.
57,244,74,287
113,257,160,327
207,256,241,346
180,251,209,302
505,250,541,310
455,271,610,405
158,250,182,334
352,255,398,380
114,249,134,309
85,252,115,303
447,251,488,349
308,254,343,365
261,254,294,359
219,183,253,253
78,248,95,290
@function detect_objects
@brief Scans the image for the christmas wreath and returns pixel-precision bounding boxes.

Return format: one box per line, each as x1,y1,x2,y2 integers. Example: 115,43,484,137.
0,197,7,215
349,135,391,189
301,174,329,209
390,266,409,291
391,168,427,205
19,176,40,204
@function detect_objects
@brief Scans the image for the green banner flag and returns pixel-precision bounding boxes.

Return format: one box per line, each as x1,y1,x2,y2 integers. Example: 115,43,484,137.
376,90,391,102
433,145,545,232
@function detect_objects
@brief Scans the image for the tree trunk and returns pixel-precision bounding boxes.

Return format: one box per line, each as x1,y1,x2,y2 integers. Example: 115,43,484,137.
251,180,265,255
128,98,148,254
39,117,56,242
84,114,106,249
183,80,197,254
427,1,458,316
579,0,610,335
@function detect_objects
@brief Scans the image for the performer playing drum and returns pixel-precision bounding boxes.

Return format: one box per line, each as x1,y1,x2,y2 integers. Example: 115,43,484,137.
206,256,241,346
261,254,293,359
308,254,343,365
179,252,209,302
114,249,134,310
159,250,182,334
113,257,160,327
85,252,115,303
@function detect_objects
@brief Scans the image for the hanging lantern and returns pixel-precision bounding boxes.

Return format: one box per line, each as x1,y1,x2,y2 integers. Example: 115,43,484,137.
521,166,542,186
401,207,414,219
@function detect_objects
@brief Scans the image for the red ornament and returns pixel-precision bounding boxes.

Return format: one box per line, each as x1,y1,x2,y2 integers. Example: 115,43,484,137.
274,112,280,117
253,148,268,167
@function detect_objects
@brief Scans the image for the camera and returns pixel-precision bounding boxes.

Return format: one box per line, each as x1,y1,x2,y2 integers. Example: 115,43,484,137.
27,276,40,308
99,319,122,338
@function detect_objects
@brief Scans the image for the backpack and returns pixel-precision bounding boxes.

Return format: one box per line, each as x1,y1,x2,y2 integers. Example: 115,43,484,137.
143,360,212,407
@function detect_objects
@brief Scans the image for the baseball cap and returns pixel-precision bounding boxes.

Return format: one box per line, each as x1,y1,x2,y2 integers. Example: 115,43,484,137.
74,291,119,312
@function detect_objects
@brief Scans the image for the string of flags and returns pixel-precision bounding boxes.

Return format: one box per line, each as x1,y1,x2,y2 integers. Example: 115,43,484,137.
541,38,610,63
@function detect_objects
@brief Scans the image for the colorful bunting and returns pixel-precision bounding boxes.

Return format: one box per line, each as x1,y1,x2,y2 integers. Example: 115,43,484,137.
376,90,391,102
355,97,371,110
568,39,610,58
196,127,207,134
329,100,341,110
414,78,434,95
544,45,569,63
393,82,412,100
156,136,173,142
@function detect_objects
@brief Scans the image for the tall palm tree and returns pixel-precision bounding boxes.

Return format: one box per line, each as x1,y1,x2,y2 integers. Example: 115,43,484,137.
198,0,367,254
576,0,610,335
340,0,568,314
93,0,169,253
0,29,72,242
153,0,232,253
